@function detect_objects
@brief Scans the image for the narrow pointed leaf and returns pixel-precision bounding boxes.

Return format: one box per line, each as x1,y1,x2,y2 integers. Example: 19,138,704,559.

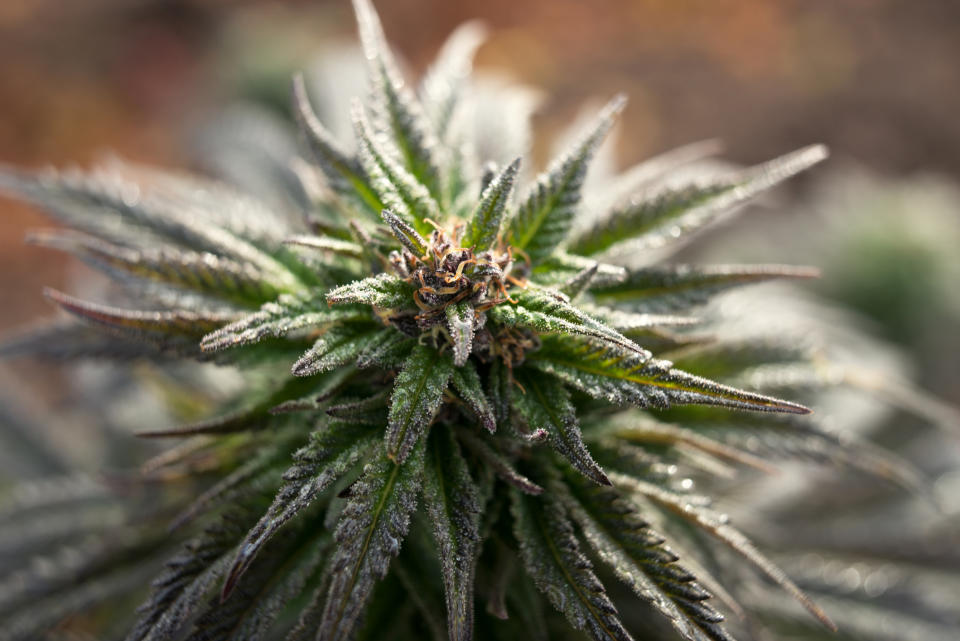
457,429,543,495
381,208,428,256
222,421,379,598
450,361,495,432
464,157,520,251
318,443,425,640
292,324,384,376
419,20,488,140
611,472,836,632
568,145,829,256
352,101,440,231
512,371,610,485
284,234,364,259
423,429,482,641
559,471,732,641
507,95,626,265
529,335,810,414
45,288,236,336
30,229,281,306
352,0,443,202
325,273,414,309
591,264,820,313
291,73,383,216
488,286,648,358
386,344,455,462
200,294,367,352
510,485,633,641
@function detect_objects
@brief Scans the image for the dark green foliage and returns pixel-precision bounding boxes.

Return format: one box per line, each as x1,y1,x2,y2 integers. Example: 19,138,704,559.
3,1,953,641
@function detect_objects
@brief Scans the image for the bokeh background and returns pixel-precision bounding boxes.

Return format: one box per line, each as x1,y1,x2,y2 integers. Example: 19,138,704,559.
2,0,959,406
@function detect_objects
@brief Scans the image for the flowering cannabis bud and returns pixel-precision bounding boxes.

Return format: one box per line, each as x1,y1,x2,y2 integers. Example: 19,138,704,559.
2,1,955,640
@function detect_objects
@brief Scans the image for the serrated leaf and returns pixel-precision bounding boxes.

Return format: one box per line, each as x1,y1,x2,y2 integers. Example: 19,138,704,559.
386,344,455,462
488,286,648,358
381,207,428,255
30,229,281,306
292,323,384,376
507,95,625,265
200,293,367,353
558,470,732,641
0,320,177,362
568,145,829,256
355,328,414,369
464,157,520,251
423,429,482,641
590,264,820,313
511,371,610,486
127,504,265,641
291,73,383,217
611,472,836,632
45,288,236,337
450,360,495,432
445,300,476,366
318,442,425,640
419,20,487,141
0,164,304,291
191,522,329,641
352,0,444,203
510,484,633,641
325,273,414,309
532,252,626,288
352,101,441,232
222,420,379,598
457,429,543,495
284,234,364,259
528,335,810,414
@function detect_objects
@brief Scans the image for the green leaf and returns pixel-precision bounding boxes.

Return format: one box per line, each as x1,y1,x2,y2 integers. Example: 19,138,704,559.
418,20,487,141
352,0,444,203
284,234,364,260
222,420,379,598
445,301,476,367
381,208,429,256
450,361,495,432
611,472,836,632
457,429,543,495
488,286,647,358
510,484,633,641
200,294,367,353
507,95,625,265
292,323,385,376
529,335,811,414
386,344,455,463
352,101,441,233
567,144,829,256
0,164,304,291
532,252,627,288
559,470,732,641
355,329,415,369
325,273,414,310
193,520,329,641
511,371,610,486
590,264,820,313
318,442,425,640
464,157,521,252
30,229,282,307
291,73,383,217
423,429,482,641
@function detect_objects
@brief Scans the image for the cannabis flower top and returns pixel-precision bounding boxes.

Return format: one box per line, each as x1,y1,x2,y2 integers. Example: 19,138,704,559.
6,1,950,641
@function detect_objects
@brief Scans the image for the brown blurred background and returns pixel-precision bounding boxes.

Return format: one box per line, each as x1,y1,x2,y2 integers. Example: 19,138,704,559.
2,0,960,331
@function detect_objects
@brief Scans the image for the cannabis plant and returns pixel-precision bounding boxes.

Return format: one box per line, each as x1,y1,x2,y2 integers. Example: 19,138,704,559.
1,1,953,640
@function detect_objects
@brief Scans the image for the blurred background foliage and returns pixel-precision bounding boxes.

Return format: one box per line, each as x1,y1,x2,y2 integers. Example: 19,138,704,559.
1,0,958,474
